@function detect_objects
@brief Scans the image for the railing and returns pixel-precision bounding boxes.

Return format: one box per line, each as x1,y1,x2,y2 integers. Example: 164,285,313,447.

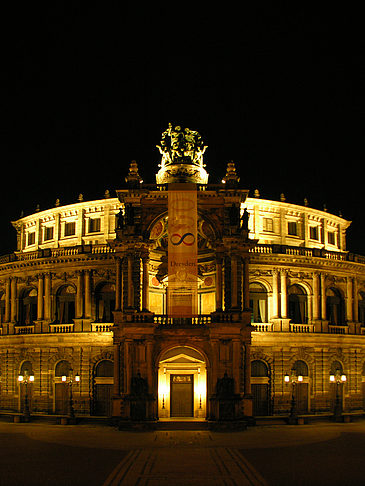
249,244,352,262
252,323,273,332
91,323,113,332
1,244,364,267
290,323,315,333
328,324,348,334
11,244,115,262
154,315,211,326
14,325,34,334
49,323,74,333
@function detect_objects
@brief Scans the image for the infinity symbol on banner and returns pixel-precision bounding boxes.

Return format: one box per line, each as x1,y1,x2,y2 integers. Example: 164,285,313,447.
170,232,195,246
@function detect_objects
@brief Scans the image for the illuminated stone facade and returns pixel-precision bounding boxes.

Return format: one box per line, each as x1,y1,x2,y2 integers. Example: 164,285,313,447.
1,127,365,421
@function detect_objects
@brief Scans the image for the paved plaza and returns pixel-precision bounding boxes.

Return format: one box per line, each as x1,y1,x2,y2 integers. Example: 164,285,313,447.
1,419,365,485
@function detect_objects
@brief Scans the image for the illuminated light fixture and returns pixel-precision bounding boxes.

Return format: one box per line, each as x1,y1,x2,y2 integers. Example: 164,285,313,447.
75,374,80,382
284,374,290,383
18,375,24,382
329,375,335,382
341,375,347,382
29,375,35,382
61,375,67,382
297,375,303,382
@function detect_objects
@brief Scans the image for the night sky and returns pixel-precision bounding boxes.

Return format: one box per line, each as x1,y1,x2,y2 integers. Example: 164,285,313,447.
2,5,364,255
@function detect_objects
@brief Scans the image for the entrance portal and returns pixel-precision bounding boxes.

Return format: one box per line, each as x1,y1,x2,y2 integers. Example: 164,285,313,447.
170,375,194,417
158,347,206,419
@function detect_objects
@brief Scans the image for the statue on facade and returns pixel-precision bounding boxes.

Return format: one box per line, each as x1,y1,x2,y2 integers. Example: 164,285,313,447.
116,208,125,229
156,123,207,167
240,209,250,231
216,372,235,398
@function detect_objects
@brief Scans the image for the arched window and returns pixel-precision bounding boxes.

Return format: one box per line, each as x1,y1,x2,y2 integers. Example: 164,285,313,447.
358,292,365,325
292,360,309,377
93,360,114,417
330,360,343,375
20,360,33,376
56,285,76,323
251,360,270,416
0,291,5,324
95,283,115,323
326,288,345,325
288,285,307,324
95,360,114,377
249,283,268,323
55,360,71,377
19,288,37,325
251,360,269,377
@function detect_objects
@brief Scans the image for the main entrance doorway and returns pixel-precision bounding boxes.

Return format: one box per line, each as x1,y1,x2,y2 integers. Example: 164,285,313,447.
158,346,207,419
170,375,194,417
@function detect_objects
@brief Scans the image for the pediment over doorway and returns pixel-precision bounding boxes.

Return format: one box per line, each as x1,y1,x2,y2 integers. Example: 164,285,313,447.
160,353,205,365
159,346,206,365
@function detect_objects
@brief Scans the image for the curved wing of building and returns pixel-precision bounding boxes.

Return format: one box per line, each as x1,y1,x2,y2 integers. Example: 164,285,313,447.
1,125,364,422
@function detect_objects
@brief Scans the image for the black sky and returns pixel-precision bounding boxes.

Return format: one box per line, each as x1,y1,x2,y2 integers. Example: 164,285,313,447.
1,5,364,255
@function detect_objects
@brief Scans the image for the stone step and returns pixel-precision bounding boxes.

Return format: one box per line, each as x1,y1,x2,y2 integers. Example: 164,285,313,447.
156,420,210,431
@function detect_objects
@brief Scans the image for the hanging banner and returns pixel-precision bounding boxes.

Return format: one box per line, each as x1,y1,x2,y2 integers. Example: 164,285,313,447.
168,188,198,317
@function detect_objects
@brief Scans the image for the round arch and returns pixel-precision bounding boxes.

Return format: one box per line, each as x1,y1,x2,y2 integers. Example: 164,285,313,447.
288,284,308,324
326,287,345,325
55,284,76,324
19,287,38,325
94,282,115,323
146,211,219,249
251,359,271,416
157,345,208,420
249,282,269,323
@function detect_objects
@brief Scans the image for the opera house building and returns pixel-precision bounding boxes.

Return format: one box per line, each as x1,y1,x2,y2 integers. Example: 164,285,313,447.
1,125,364,425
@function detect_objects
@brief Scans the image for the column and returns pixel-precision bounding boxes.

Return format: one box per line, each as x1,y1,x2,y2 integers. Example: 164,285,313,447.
115,257,122,311
272,269,279,318
244,342,252,396
146,341,154,392
346,277,353,322
216,257,223,311
142,256,150,311
125,340,132,394
10,278,17,322
320,273,326,320
84,270,91,318
113,343,120,396
231,255,238,309
44,273,51,320
127,254,133,308
37,274,44,320
242,256,250,310
312,272,320,320
232,339,241,394
280,269,287,318
210,340,219,398
353,278,359,322
76,271,84,318
5,278,10,322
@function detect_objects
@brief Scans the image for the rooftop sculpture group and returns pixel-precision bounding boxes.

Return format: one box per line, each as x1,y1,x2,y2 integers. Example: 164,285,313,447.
157,123,207,168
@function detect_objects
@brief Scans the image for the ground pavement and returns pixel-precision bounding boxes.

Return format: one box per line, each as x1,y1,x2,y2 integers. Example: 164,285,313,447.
1,419,365,485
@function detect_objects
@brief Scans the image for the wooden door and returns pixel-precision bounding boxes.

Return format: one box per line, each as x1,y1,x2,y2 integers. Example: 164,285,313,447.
94,384,113,416
295,383,309,413
55,383,68,414
170,375,193,417
252,384,269,416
